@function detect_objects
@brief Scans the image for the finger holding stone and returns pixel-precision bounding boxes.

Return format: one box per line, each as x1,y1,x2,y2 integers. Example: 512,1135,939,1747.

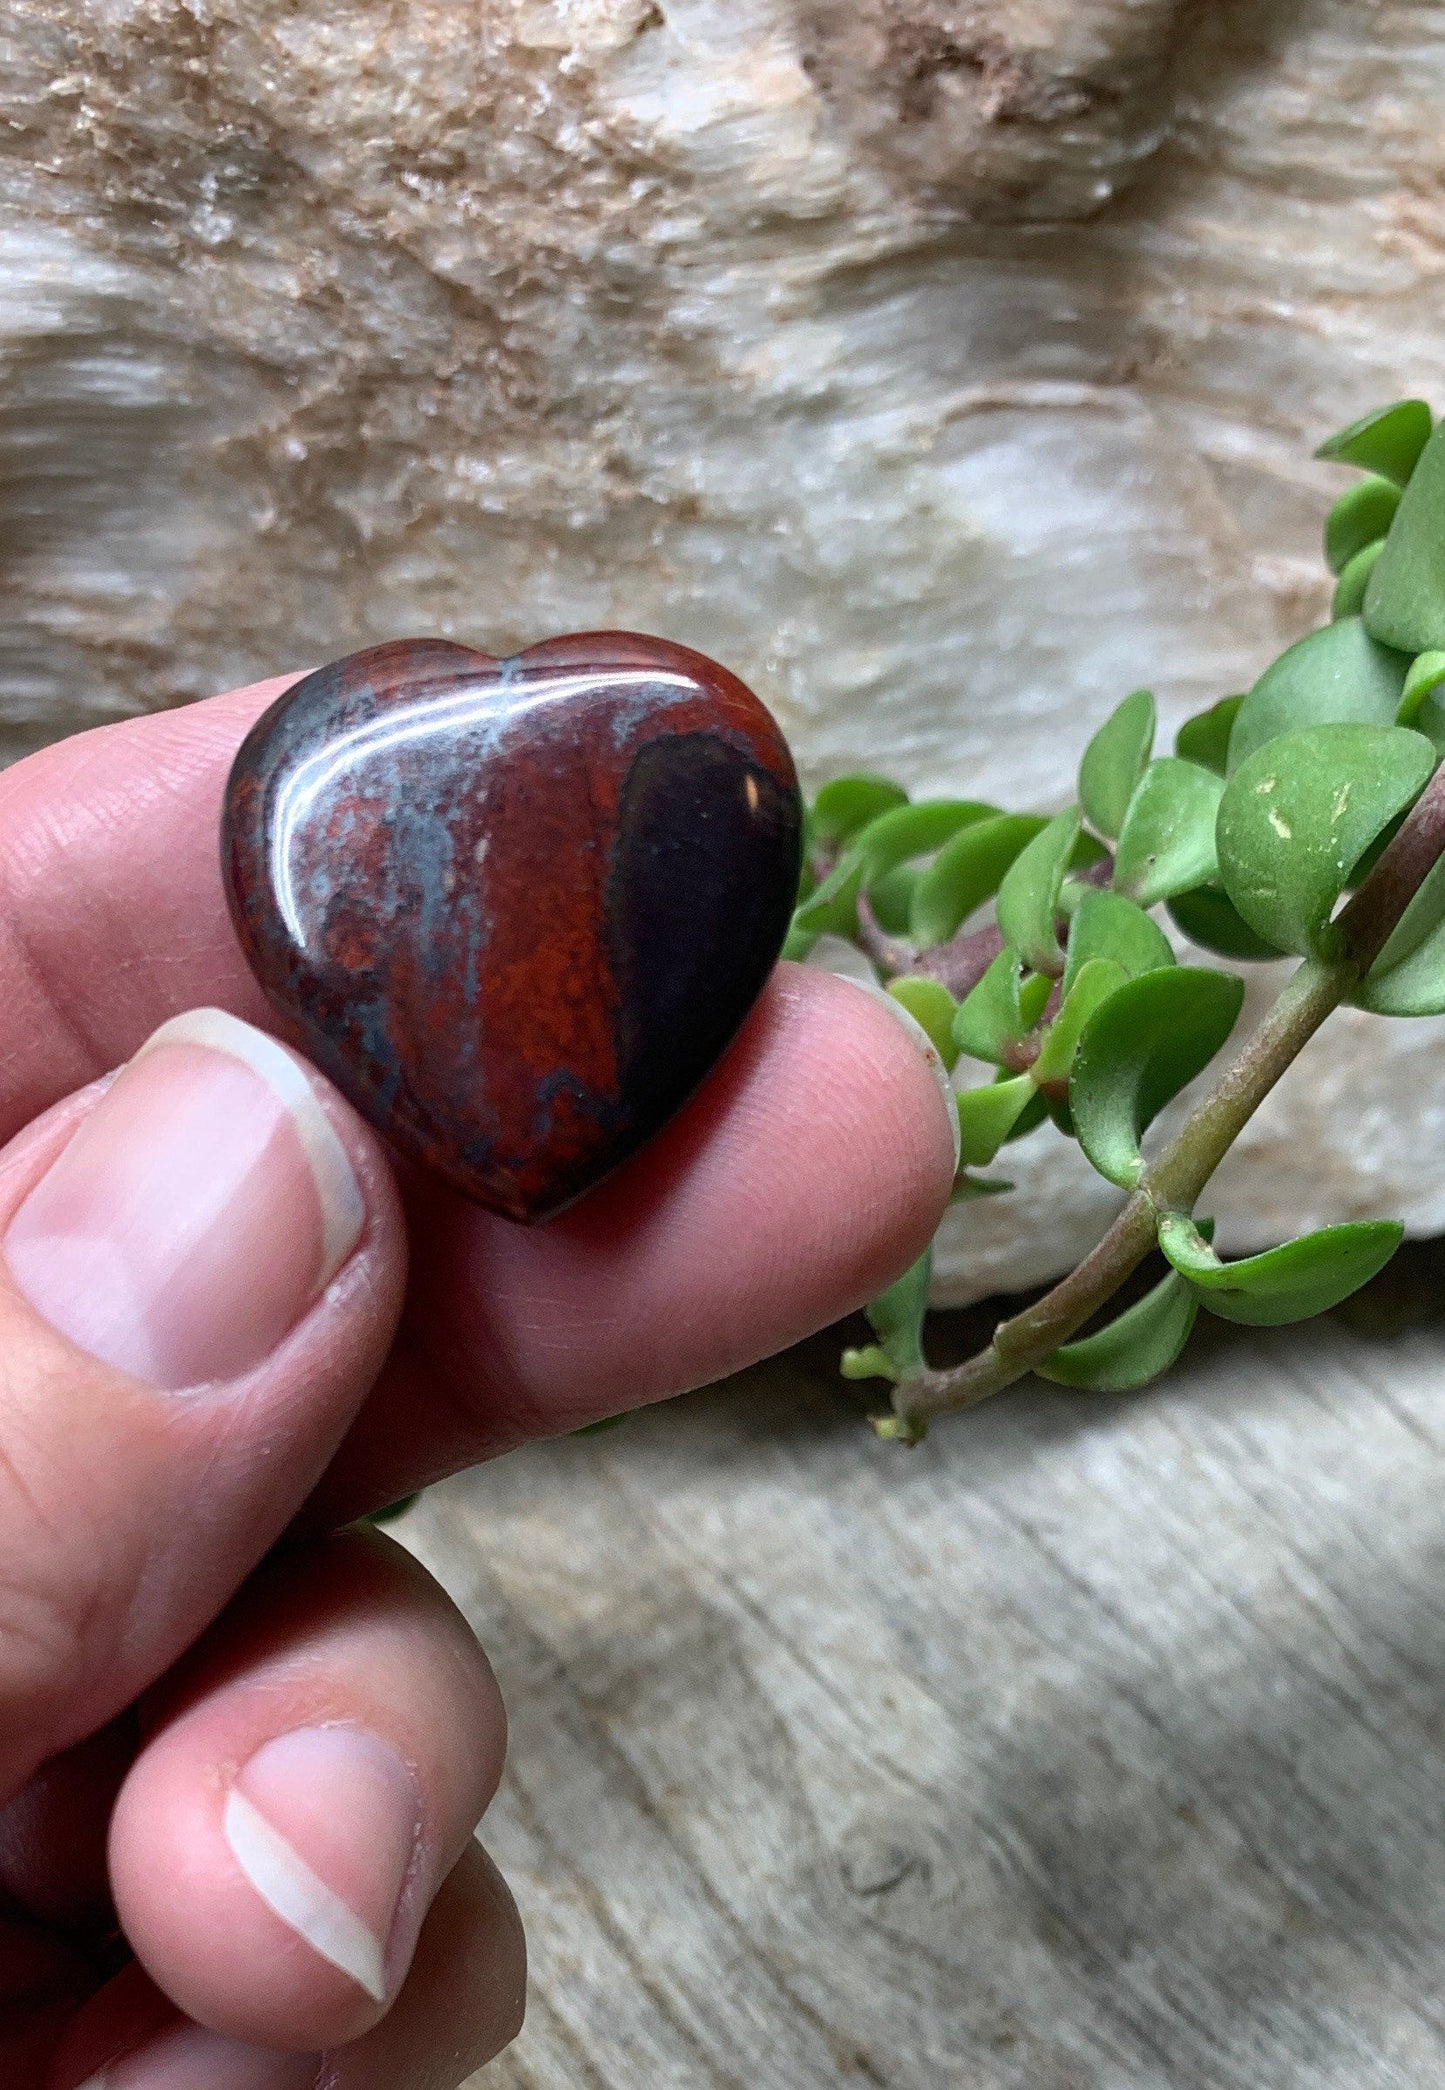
0,677,301,1142
0,1007,405,1797
106,1528,507,2055
0,681,957,1520
315,959,959,1514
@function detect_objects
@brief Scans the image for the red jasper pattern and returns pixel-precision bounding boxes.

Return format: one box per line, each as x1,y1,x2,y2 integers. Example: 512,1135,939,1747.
222,632,802,1222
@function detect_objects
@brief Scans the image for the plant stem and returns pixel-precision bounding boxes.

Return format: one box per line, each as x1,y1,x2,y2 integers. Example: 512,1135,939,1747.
884,954,1349,1436
865,860,1114,1000
912,922,1007,999
853,891,917,978
1335,760,1445,972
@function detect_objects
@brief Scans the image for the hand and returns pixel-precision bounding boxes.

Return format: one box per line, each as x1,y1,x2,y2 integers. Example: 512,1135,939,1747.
0,676,957,2089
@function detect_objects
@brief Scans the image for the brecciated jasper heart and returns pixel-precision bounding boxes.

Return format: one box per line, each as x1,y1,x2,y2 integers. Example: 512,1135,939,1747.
221,633,803,1222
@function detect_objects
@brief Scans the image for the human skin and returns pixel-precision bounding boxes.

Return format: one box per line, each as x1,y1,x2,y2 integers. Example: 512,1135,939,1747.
0,677,957,2089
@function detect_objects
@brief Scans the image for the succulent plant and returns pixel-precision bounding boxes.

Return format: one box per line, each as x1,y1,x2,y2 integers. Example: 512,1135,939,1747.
787,402,1445,1439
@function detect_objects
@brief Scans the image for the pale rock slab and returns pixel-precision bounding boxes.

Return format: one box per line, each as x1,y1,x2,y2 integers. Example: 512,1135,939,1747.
3,1,1445,1299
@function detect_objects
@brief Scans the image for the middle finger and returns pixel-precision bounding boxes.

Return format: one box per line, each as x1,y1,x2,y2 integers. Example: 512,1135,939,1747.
106,1527,508,2056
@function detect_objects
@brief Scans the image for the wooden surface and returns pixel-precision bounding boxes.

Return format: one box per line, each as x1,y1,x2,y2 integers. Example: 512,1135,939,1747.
401,1258,1445,2089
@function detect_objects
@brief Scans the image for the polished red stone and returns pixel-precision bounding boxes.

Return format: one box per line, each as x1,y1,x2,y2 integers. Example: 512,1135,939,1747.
221,633,802,1221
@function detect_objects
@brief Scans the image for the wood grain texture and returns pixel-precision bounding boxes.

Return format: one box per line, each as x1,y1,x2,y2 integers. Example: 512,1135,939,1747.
398,1268,1445,2088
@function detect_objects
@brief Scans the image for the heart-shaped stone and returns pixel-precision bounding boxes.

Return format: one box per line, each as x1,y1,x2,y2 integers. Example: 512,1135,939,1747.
222,633,802,1222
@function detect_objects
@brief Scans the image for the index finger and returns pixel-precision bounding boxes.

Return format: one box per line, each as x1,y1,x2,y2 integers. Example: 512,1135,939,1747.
0,681,958,1505
0,676,298,1138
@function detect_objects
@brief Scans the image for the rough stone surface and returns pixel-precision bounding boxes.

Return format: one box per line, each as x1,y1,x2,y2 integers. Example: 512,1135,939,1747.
6,1,1445,1294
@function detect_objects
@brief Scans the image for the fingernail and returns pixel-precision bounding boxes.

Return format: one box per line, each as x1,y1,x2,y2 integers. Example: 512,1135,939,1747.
853,978,962,1170
74,2022,317,2089
4,1008,364,1391
225,1725,421,2004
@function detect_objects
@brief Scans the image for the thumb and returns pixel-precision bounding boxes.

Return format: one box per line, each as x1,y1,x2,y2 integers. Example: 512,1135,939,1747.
0,1008,406,1795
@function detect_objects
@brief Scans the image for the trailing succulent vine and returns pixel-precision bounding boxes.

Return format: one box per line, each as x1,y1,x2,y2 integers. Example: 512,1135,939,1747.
785,400,1445,1442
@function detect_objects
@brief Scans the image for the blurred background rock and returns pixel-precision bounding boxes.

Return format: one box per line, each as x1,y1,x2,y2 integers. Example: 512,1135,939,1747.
5,0,1444,1296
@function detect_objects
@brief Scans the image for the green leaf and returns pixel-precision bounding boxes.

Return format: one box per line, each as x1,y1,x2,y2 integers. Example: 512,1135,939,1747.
1036,1269,1199,1391
867,1247,932,1373
1070,968,1245,1189
839,1345,897,1383
1064,888,1175,992
1216,722,1436,957
1113,757,1225,908
836,1345,903,1379
1396,649,1445,728
1333,538,1385,620
1167,883,1283,960
782,922,820,961
1227,618,1412,772
1079,688,1155,841
1033,958,1128,1084
952,951,1052,1064
1158,1212,1403,1326
794,799,998,939
1325,474,1401,574
1365,421,1445,653
996,808,1082,975
795,808,817,903
908,813,1049,948
1353,850,1445,1015
369,1493,420,1522
1003,1087,1051,1145
811,774,909,844
1175,695,1242,775
957,1073,1038,1168
950,1171,1015,1201
1063,832,1111,882
1356,942,1445,1014
854,799,1001,875
866,863,920,934
1356,932,1445,1014
791,855,868,939
887,976,960,1068
1407,694,1445,760
841,1247,933,1383
1316,399,1433,486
